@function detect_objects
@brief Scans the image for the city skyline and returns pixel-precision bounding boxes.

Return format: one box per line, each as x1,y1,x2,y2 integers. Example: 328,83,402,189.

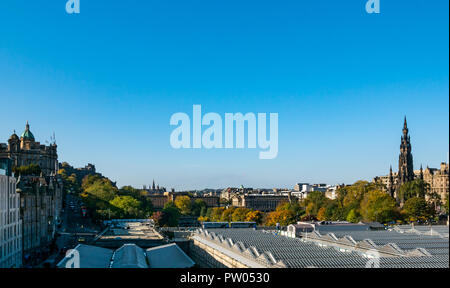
2,118,448,191
1,1,449,190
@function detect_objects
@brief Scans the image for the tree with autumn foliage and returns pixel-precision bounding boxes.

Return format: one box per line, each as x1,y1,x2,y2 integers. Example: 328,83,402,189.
402,197,433,222
245,210,263,224
302,191,328,218
232,208,250,222
220,207,236,222
360,190,398,223
197,216,210,222
264,210,296,226
317,207,327,221
210,207,225,222
151,211,164,226
174,195,192,215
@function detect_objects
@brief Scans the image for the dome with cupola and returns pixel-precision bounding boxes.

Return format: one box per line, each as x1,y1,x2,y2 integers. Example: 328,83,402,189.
20,121,35,141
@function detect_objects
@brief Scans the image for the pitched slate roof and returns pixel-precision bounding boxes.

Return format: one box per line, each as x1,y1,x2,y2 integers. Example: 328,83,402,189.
146,243,195,268
57,244,113,268
193,228,449,268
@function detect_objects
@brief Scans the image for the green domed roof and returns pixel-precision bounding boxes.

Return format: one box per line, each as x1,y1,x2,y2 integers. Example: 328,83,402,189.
21,121,35,141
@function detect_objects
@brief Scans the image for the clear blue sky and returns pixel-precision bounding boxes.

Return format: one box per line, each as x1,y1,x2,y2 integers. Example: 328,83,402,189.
0,0,448,190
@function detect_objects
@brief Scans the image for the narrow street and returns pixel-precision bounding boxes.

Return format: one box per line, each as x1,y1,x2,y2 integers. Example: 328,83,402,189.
37,193,101,267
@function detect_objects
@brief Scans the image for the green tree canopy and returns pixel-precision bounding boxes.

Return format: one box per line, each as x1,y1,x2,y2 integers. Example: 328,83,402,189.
324,200,340,221
335,181,386,221
210,207,225,222
346,209,360,223
231,208,250,222
119,185,153,215
164,201,177,210
276,200,304,219
174,196,192,215
444,193,450,214
265,210,296,226
403,197,433,222
83,178,118,203
245,210,263,224
220,207,236,222
191,199,207,216
397,179,429,202
427,190,442,212
109,195,143,218
303,191,328,217
161,205,181,227
360,190,398,223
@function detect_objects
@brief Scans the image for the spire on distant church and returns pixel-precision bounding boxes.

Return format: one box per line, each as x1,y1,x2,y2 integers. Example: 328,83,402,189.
388,165,395,198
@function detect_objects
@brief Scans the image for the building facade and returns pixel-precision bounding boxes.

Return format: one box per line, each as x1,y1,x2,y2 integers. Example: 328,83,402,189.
419,163,449,208
0,174,22,268
17,175,63,264
220,186,253,202
146,192,219,210
374,118,449,208
231,194,289,212
147,195,169,209
0,122,58,177
1,123,63,265
292,183,336,199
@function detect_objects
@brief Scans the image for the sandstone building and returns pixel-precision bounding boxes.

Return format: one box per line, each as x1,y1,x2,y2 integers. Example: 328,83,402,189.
17,174,63,264
0,122,58,176
1,123,63,265
374,118,449,208
231,194,289,212
146,191,219,210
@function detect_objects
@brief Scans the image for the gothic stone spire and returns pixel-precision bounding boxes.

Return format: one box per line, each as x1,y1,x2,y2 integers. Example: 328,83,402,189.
397,117,414,190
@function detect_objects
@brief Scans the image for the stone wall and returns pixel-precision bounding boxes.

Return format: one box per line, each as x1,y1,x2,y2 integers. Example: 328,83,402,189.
189,239,250,268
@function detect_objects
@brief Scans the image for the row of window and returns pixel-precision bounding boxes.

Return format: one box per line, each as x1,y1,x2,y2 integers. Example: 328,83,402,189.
0,223,21,243
0,235,21,259
0,252,22,268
